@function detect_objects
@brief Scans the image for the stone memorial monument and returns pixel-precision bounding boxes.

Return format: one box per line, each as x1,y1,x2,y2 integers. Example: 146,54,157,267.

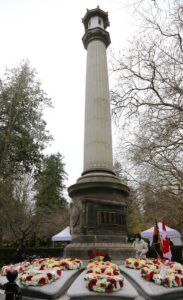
65,7,135,259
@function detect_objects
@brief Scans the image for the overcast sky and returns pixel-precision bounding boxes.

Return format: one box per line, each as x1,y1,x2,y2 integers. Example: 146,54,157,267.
0,0,136,188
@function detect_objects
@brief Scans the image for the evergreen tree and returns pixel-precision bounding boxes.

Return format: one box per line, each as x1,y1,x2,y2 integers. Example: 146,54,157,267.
0,61,52,179
35,153,67,209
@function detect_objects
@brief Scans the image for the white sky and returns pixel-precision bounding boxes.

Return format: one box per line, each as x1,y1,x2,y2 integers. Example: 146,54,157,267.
0,0,136,188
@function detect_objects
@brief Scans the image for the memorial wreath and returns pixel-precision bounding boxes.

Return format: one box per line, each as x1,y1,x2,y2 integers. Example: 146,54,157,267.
20,269,61,286
84,260,124,293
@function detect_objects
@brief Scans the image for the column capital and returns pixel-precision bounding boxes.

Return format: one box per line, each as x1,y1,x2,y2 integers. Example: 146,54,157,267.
82,27,111,50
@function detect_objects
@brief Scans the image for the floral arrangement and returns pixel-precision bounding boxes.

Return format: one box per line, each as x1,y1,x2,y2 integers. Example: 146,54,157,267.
86,261,120,276
124,258,170,270
140,260,183,288
63,258,83,270
124,258,146,269
84,274,124,293
0,257,83,288
20,269,61,286
88,251,105,261
84,260,124,293
1,261,30,276
141,264,159,280
31,257,83,271
124,257,183,288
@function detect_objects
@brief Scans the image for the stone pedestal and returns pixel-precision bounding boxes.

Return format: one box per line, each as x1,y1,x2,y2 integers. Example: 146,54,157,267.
65,172,135,260
65,242,135,260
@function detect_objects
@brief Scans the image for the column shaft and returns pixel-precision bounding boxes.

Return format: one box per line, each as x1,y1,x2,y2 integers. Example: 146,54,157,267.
83,39,113,173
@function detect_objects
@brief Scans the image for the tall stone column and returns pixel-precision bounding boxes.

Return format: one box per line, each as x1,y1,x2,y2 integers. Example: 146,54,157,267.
65,7,135,260
83,32,113,174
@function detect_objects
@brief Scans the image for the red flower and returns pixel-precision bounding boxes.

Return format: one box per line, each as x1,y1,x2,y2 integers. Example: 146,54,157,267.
57,270,61,276
26,275,33,281
134,262,139,268
90,278,97,285
61,262,69,269
47,273,52,280
40,265,45,270
113,270,119,275
146,271,154,280
175,276,180,286
86,269,93,273
106,272,112,276
119,280,123,288
88,278,97,290
106,284,113,293
88,251,104,259
39,259,44,264
164,278,169,286
39,277,46,285
108,278,116,284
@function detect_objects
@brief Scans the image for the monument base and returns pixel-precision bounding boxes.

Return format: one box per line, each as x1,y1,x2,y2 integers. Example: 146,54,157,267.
67,171,134,261
64,242,135,260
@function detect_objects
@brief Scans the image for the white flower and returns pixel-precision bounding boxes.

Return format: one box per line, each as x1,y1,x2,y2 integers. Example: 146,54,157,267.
153,274,163,285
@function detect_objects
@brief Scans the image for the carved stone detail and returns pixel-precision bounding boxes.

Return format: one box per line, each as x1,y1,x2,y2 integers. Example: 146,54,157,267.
82,27,111,49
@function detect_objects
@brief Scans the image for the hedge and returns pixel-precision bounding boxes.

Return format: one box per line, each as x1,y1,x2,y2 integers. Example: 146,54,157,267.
0,246,182,266
0,247,64,266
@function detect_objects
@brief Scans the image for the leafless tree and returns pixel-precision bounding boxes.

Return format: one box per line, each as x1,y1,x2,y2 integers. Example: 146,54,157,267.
111,0,183,231
0,175,69,246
